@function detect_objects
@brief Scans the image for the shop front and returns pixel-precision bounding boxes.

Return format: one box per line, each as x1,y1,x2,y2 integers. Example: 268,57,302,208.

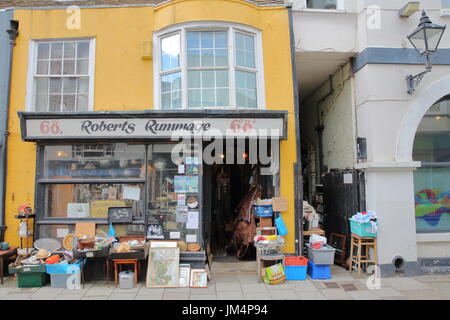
18,110,289,267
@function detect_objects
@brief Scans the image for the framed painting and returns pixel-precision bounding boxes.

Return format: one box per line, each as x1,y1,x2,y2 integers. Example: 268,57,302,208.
146,247,180,288
190,269,208,288
179,264,191,287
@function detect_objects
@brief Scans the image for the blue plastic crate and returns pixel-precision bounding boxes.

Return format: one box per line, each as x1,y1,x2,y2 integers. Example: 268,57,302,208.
253,204,273,217
349,219,377,237
285,265,307,280
46,260,82,274
307,260,331,279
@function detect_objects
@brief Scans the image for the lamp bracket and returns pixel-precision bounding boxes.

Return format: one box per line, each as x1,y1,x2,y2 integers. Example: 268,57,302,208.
406,67,432,94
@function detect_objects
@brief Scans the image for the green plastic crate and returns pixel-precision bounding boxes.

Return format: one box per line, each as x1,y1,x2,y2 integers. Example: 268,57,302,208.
17,272,47,288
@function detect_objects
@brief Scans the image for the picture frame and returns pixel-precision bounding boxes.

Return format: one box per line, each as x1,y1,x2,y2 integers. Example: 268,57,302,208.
179,264,191,287
146,247,180,288
189,268,208,288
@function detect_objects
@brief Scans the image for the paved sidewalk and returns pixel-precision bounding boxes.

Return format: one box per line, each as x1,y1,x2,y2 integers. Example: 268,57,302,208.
1,265,450,300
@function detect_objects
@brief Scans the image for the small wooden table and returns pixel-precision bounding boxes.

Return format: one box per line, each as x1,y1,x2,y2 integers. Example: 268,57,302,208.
0,247,18,284
112,259,139,287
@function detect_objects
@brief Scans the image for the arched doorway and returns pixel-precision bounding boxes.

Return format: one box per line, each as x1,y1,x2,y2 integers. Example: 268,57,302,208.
412,96,450,233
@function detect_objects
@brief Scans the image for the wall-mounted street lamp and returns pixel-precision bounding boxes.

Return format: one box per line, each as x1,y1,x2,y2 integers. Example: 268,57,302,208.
406,11,446,94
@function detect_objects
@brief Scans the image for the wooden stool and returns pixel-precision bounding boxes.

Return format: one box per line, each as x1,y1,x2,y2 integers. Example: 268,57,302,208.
349,234,377,275
113,259,139,286
257,253,285,283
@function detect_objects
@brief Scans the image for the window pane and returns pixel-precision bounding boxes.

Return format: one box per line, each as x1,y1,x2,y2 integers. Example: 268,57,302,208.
236,71,257,108
188,71,201,88
202,88,215,106
147,145,201,241
62,94,76,111
160,72,181,110
63,42,76,59
201,31,214,49
414,167,450,232
77,94,89,111
49,78,62,93
202,70,214,88
216,88,229,106
76,59,89,75
201,49,214,67
63,59,76,75
187,49,200,67
161,93,171,110
78,77,89,94
37,43,50,59
35,78,49,94
35,94,48,112
50,42,63,59
215,49,228,67
77,42,89,59
37,60,49,75
413,99,450,162
187,32,200,49
43,183,144,218
215,31,227,48
188,88,201,107
63,78,76,93
49,94,61,111
161,33,180,72
235,32,255,69
216,70,228,88
173,90,182,109
50,60,62,75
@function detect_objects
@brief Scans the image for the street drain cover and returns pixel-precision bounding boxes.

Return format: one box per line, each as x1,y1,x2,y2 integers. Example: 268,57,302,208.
324,282,339,289
341,283,359,291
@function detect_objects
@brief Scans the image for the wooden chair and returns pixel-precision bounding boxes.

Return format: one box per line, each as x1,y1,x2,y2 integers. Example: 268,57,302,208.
329,233,347,266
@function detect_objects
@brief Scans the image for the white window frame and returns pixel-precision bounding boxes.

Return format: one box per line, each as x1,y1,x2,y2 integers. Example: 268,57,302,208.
153,21,266,110
25,37,96,112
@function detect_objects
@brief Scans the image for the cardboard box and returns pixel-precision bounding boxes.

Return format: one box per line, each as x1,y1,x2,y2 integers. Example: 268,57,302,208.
259,217,273,228
272,197,288,212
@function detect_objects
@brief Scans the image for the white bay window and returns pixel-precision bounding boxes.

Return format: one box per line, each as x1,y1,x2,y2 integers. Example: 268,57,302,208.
155,23,265,110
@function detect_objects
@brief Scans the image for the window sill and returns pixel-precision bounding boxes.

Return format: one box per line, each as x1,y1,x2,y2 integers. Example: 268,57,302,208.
417,232,450,243
441,9,450,17
296,8,348,14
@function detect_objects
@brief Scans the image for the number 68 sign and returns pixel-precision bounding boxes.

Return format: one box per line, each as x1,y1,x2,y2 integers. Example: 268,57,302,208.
39,120,62,135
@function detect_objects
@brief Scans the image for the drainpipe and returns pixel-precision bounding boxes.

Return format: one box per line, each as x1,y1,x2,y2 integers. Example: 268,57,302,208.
315,75,334,183
287,4,303,256
0,19,19,242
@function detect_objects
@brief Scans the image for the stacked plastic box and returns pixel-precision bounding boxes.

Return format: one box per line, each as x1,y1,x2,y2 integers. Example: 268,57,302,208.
46,260,82,288
306,243,336,279
285,256,308,280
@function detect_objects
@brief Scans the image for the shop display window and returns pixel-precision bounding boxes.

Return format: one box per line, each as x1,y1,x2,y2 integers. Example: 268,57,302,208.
413,97,450,233
43,183,145,219
43,144,146,179
147,144,201,242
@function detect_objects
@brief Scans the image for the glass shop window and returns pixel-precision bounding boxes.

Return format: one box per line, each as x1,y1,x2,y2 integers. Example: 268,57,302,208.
43,183,145,220
147,144,201,242
43,143,146,179
413,97,450,233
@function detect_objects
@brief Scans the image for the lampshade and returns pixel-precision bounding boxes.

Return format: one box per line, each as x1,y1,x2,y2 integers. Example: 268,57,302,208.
408,11,446,56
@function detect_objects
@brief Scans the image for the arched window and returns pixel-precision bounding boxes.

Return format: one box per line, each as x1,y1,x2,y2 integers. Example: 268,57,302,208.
413,96,450,233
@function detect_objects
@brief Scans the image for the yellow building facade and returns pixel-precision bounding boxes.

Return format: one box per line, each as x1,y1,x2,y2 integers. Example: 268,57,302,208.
6,0,299,256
